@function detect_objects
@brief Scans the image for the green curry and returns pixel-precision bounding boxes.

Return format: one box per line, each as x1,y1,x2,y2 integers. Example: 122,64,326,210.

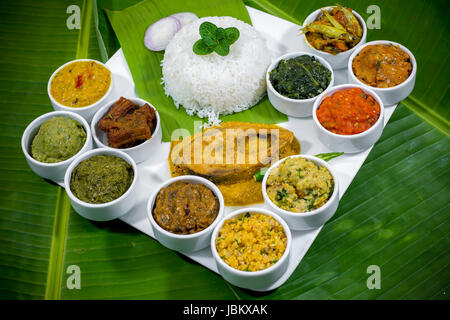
70,155,134,204
31,116,86,163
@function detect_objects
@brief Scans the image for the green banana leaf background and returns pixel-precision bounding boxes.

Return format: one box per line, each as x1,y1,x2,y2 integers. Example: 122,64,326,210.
0,0,449,299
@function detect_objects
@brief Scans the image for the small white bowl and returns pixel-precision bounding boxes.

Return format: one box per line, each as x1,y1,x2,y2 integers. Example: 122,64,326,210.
262,155,340,230
312,84,385,153
210,208,292,290
302,6,367,70
266,52,334,118
48,59,114,122
91,97,162,164
147,175,224,253
347,40,417,105
21,111,93,182
266,51,334,117
64,148,138,221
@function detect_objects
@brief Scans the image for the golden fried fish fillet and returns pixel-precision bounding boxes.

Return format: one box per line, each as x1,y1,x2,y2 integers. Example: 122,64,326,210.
169,122,300,205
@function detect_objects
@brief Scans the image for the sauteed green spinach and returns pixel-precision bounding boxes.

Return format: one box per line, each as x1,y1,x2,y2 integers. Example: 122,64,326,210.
269,55,331,99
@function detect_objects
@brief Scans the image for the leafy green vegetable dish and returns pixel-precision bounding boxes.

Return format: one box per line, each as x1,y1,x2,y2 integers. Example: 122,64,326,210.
269,55,331,99
70,155,134,204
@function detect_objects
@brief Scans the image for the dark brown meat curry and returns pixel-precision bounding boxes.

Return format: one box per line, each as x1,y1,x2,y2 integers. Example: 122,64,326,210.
152,181,219,235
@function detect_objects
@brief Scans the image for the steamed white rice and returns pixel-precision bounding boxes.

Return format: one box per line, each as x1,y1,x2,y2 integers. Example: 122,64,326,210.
162,16,271,125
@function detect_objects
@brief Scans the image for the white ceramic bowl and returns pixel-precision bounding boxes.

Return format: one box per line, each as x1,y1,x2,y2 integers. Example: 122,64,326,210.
266,52,334,118
302,6,367,70
211,208,292,290
48,59,114,122
147,175,224,253
347,40,417,105
262,155,339,230
91,97,162,164
64,148,138,221
312,84,385,153
21,111,93,182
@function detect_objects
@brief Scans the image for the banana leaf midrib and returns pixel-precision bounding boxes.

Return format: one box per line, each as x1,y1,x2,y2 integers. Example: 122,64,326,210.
44,189,71,300
44,0,93,300
402,96,450,137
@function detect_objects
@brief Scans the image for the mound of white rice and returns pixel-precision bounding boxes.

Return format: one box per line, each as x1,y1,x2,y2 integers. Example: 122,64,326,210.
162,16,271,125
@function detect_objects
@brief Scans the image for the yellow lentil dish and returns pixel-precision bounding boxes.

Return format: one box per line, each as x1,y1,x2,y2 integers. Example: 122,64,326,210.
50,61,111,107
266,157,334,213
215,212,287,272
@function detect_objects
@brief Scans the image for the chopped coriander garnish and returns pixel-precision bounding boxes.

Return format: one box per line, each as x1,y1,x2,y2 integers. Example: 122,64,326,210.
276,188,288,201
307,198,315,211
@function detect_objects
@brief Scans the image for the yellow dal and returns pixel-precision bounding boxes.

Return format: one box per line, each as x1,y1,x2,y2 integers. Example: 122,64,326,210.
215,213,287,272
50,61,111,108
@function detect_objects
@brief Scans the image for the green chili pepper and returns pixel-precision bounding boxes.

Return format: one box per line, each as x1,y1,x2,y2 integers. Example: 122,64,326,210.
253,167,269,182
315,152,344,161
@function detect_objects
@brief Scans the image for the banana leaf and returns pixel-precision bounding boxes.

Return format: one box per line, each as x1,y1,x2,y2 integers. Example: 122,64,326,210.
0,0,449,300
0,0,84,299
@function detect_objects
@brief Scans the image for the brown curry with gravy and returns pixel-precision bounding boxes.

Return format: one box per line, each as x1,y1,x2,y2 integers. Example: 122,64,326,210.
152,181,219,235
352,44,412,88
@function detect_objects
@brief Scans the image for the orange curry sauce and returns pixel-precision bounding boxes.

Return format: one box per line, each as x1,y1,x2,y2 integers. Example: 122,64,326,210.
316,88,380,135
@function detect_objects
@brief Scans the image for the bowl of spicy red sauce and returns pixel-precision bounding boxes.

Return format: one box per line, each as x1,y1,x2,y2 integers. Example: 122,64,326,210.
312,84,384,153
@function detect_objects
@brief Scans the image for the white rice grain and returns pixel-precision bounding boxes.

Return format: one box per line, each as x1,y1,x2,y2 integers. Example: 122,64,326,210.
162,16,271,125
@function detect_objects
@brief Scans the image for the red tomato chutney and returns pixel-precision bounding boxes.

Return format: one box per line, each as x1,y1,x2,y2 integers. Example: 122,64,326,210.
316,88,380,135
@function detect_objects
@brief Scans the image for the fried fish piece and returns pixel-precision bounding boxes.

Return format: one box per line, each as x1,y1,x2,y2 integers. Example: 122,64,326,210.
169,122,300,205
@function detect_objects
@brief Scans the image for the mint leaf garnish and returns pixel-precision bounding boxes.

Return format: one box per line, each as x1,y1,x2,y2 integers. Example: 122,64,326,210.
193,39,214,55
193,22,240,56
199,22,217,39
225,27,239,45
215,38,230,56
